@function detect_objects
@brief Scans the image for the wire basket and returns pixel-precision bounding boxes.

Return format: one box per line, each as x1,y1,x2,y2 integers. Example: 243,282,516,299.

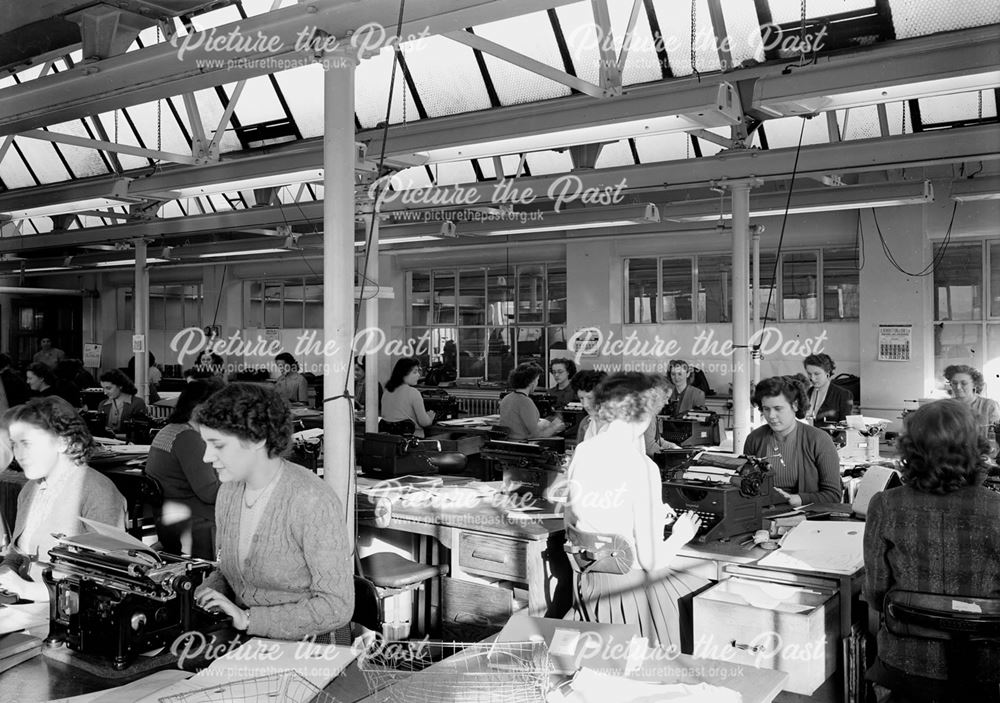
158,670,341,703
358,639,553,703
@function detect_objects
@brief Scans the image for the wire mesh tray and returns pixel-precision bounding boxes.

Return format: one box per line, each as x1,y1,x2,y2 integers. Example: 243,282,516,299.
358,639,553,703
158,670,341,703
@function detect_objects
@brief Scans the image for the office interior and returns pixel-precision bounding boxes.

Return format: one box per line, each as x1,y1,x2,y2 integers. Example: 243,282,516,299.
0,0,998,701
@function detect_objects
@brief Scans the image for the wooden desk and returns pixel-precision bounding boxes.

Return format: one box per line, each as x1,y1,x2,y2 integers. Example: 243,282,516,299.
361,498,572,621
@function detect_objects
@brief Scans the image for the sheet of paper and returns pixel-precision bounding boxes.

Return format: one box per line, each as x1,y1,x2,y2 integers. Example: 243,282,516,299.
758,520,865,575
0,602,49,636
43,670,195,703
188,637,358,690
549,628,581,657
67,518,162,565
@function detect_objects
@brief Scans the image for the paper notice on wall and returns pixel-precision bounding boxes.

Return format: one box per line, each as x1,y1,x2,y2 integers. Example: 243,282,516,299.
878,324,911,361
82,343,102,368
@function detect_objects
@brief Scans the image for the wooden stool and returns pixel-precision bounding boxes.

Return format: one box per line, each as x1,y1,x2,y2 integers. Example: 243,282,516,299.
359,552,449,640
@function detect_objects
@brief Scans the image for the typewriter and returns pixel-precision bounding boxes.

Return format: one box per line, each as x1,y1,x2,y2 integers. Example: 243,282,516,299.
658,411,721,447
42,527,222,670
420,388,462,421
358,433,466,478
481,439,565,501
662,453,774,542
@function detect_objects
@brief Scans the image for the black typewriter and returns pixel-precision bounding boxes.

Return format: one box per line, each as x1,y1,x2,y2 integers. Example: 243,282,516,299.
420,388,462,421
658,411,721,447
481,439,564,501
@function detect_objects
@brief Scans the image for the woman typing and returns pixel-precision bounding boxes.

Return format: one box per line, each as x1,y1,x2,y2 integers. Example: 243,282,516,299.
379,358,435,437
944,364,1000,429
802,353,853,425
273,352,309,404
667,360,706,416
743,375,842,506
498,363,565,440
98,369,147,437
193,383,353,640
547,358,578,409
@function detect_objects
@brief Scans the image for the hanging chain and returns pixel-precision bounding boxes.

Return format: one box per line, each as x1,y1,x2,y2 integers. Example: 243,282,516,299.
901,101,906,135
156,26,162,153
689,0,697,77
799,0,808,65
114,109,119,144
978,90,983,121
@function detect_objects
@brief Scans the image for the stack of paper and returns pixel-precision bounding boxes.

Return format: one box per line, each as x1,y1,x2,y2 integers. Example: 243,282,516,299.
758,520,865,575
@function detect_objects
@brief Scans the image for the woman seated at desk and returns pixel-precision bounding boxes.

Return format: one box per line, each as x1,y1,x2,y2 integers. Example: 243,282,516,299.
27,362,80,407
944,363,1000,429
0,397,126,602
380,358,435,437
667,360,706,416
98,369,147,437
145,378,225,560
743,375,842,506
273,352,309,404
864,399,1000,700
547,358,578,409
572,369,607,442
803,353,852,425
194,383,352,640
565,372,705,651
499,363,565,440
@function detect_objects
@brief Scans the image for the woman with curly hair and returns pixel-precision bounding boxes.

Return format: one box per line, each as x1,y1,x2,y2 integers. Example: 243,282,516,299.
98,368,147,436
864,399,1000,700
565,372,706,651
743,375,841,506
0,397,126,601
193,383,353,640
944,363,1000,429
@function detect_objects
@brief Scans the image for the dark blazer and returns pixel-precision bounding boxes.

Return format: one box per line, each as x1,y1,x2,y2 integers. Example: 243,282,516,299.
864,485,1000,684
1,369,30,407
742,422,842,504
811,382,853,425
98,395,148,432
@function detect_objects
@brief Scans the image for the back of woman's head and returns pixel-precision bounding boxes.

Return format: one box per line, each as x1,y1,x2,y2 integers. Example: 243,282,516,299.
192,382,292,458
753,374,810,418
508,363,543,390
386,358,421,392
100,368,137,395
169,378,226,424
28,362,55,386
570,370,607,393
898,399,988,494
2,396,94,465
593,372,664,425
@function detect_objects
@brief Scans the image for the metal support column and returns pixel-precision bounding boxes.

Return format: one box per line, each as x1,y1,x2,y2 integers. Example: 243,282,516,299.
363,209,380,435
729,179,758,451
322,52,360,543
132,239,149,403
751,226,762,425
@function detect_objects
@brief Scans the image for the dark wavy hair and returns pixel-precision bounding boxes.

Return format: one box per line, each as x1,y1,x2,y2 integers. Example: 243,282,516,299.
593,372,667,425
192,382,292,458
668,359,693,379
275,352,298,370
753,374,811,419
944,364,985,394
2,396,94,465
100,368,137,396
570,370,607,393
804,353,836,376
169,378,226,424
385,358,421,393
508,363,543,390
549,358,577,377
897,399,989,494
27,362,55,386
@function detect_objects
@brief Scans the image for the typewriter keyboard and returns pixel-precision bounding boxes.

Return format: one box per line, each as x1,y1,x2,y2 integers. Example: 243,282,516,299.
665,509,720,538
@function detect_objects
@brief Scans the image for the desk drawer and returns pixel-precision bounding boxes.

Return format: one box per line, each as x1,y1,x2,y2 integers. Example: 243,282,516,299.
458,532,528,581
441,577,514,641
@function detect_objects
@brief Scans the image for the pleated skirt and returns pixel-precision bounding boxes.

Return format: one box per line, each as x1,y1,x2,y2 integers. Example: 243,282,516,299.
569,568,710,653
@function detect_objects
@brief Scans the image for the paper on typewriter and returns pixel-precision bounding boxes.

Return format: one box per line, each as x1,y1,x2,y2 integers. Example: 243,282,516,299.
56,517,163,568
681,452,744,483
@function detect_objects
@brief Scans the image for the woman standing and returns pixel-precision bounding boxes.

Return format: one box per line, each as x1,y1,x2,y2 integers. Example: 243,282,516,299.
944,364,1000,429
145,378,225,559
864,400,1000,700
273,352,309,404
193,383,353,640
565,372,705,651
98,369,147,436
802,353,853,425
0,397,125,601
380,358,435,437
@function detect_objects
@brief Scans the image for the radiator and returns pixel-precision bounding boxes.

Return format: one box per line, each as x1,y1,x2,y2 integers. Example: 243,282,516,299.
458,396,500,417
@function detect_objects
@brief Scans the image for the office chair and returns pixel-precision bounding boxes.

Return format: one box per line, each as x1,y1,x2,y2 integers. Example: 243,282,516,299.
104,470,164,540
358,552,449,641
870,590,1000,702
331,576,382,646
377,419,417,436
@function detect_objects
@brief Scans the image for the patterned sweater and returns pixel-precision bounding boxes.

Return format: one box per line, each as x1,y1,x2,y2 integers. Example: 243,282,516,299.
201,462,353,640
864,484,1000,681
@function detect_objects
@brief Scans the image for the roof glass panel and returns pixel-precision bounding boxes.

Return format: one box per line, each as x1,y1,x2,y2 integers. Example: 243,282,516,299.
206,194,233,211
767,0,875,24
160,201,186,219
399,37,491,117
0,149,38,189
231,75,288,125
552,3,602,87
30,218,53,234
525,150,574,176
890,0,1000,39
45,121,112,177
920,90,997,124
757,115,831,149
721,0,766,69
633,132,689,163
11,137,72,183
390,166,434,190
356,49,420,128
91,112,149,170
471,13,572,105
881,101,916,136
651,0,720,77
595,140,635,168
274,64,325,138
188,5,243,31
171,88,242,154
476,155,528,180
607,0,663,86
240,0,290,17
838,106,882,140
427,161,477,186
118,100,191,158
